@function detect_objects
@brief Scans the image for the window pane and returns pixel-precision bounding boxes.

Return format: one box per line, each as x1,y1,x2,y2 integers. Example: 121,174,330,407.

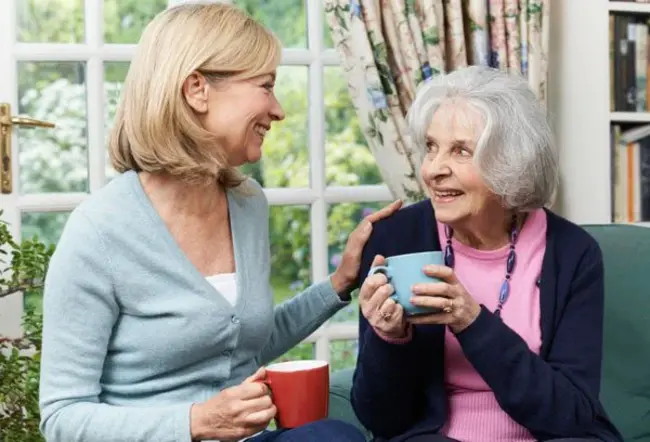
21,212,70,246
324,67,382,186
21,211,71,311
234,0,306,48
18,62,88,194
273,342,314,364
330,339,358,371
324,14,334,48
252,66,309,189
16,0,84,43
327,202,385,323
104,0,168,44
104,62,130,182
270,205,311,304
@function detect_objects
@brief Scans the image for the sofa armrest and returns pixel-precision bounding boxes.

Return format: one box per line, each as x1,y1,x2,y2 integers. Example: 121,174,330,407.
329,368,371,440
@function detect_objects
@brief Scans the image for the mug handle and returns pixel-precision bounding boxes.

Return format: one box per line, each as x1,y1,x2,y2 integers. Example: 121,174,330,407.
368,265,390,279
367,266,397,302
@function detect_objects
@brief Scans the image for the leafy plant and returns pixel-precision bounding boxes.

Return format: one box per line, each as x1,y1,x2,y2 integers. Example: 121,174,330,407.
0,209,54,442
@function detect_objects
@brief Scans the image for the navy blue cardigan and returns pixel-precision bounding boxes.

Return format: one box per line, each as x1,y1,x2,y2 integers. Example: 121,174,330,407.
352,200,623,442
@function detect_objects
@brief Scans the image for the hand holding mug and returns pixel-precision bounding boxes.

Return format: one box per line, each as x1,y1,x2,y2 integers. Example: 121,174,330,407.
359,255,408,339
408,264,481,333
190,367,275,441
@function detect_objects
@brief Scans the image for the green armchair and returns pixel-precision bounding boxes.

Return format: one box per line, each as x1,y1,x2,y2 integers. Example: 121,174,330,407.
327,223,650,442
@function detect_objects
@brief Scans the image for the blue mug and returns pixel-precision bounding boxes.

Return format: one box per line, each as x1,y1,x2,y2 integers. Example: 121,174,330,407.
368,251,444,316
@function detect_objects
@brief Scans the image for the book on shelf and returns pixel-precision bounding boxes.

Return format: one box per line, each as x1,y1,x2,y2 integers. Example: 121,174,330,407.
610,13,650,111
611,124,650,222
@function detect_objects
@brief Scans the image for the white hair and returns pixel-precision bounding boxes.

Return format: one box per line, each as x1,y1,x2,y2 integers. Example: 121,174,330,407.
406,65,558,211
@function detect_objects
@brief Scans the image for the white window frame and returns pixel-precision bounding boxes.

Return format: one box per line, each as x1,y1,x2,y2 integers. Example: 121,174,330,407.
0,0,393,363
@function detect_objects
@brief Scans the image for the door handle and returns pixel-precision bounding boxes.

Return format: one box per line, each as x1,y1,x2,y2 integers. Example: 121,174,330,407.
0,103,55,194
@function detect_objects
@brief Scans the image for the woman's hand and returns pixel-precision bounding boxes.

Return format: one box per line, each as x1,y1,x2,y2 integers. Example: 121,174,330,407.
358,255,409,339
190,367,275,441
330,199,403,295
408,264,482,334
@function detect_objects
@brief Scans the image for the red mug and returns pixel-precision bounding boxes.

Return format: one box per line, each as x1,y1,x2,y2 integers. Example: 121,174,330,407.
265,359,329,428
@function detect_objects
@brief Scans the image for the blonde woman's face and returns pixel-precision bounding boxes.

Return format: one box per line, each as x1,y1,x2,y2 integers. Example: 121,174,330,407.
202,72,285,166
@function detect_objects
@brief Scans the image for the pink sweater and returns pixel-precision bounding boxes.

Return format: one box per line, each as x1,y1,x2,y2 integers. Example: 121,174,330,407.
437,209,547,441
375,209,547,441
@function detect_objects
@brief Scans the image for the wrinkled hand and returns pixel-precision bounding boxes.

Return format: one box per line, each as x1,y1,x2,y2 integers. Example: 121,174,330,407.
330,200,403,295
407,264,481,333
190,367,275,441
358,255,408,339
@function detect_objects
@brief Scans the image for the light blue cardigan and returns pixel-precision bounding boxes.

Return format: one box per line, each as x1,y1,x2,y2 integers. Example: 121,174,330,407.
38,170,349,442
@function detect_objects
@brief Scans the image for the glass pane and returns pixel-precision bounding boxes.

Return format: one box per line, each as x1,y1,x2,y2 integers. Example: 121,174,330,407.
16,0,84,43
270,205,311,304
21,211,71,311
104,62,130,182
250,66,309,188
330,339,358,371
328,202,386,323
104,0,168,44
234,0,306,48
21,212,70,246
18,62,88,194
324,13,334,48
273,342,314,364
324,67,382,186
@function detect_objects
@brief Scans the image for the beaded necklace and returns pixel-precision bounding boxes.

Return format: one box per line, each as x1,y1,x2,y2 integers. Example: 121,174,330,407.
443,214,520,317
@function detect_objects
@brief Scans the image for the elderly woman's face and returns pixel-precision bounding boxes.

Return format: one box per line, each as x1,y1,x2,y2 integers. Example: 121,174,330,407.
420,102,498,225
187,70,285,167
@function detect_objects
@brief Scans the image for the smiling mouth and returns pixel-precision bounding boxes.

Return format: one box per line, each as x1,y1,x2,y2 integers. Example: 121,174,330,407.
433,190,464,203
254,124,269,139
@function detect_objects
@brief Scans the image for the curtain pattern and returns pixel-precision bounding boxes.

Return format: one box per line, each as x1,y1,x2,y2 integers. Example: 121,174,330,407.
324,0,550,201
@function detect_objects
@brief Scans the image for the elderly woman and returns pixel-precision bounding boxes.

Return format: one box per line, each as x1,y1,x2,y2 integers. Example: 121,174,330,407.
352,66,623,442
37,4,401,442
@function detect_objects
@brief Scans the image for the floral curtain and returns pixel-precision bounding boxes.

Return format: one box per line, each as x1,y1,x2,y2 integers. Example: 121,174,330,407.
324,0,550,202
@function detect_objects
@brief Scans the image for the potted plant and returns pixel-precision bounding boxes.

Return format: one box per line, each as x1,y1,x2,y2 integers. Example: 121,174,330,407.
0,209,54,442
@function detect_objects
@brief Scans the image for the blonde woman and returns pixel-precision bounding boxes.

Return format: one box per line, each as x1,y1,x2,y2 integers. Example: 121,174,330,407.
37,4,398,442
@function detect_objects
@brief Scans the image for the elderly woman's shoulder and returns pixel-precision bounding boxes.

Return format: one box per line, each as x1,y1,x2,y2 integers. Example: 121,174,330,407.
372,198,433,233
545,209,603,257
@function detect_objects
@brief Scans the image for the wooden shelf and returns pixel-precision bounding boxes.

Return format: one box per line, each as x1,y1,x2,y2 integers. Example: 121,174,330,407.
610,112,650,122
609,2,650,13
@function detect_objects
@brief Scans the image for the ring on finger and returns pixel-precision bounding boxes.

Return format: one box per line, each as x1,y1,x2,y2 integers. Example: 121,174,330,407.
379,309,393,320
442,298,454,314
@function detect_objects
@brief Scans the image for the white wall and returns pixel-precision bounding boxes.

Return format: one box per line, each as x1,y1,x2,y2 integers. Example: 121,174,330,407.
548,0,612,224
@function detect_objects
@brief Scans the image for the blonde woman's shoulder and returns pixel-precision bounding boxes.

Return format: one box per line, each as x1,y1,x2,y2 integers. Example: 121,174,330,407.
229,176,268,211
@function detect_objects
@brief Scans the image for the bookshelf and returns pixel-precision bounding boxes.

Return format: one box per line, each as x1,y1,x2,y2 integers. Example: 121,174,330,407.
609,2,650,14
611,112,650,122
547,0,650,227
608,0,650,226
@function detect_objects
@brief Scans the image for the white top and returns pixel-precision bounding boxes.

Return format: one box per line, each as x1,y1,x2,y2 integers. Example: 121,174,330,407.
205,273,238,307
206,272,258,442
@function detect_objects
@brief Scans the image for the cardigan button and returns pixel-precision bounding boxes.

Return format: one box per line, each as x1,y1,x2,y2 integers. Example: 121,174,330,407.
231,315,240,324
222,349,232,357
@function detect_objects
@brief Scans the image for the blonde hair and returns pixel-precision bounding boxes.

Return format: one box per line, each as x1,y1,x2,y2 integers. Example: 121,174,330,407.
108,2,282,188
